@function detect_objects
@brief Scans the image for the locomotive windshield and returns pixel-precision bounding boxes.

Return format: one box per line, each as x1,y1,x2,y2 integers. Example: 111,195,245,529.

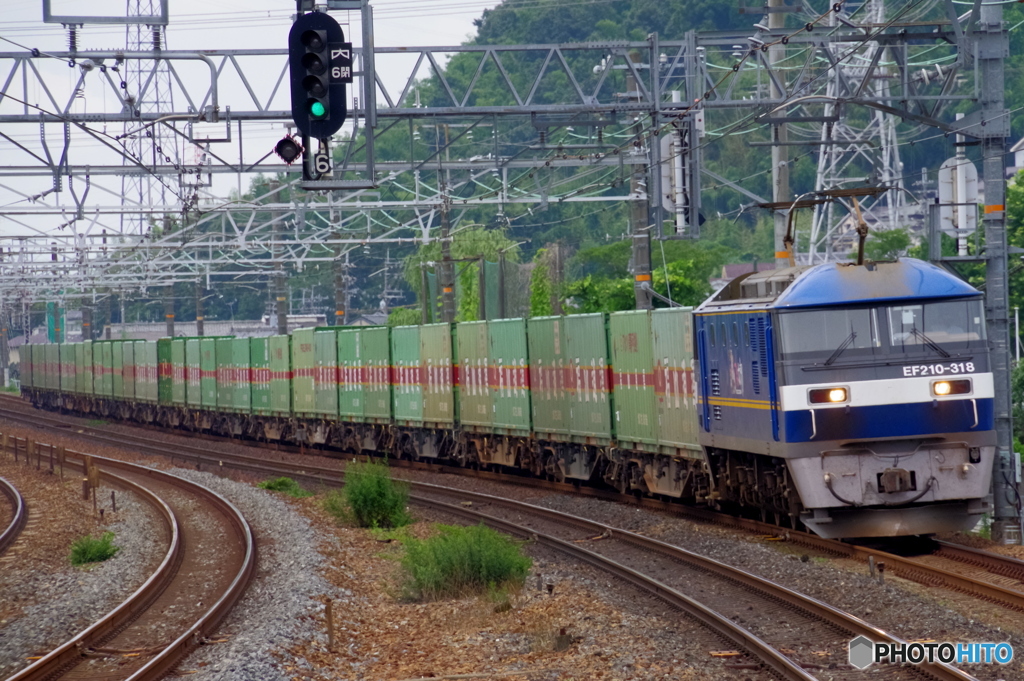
778,298,985,362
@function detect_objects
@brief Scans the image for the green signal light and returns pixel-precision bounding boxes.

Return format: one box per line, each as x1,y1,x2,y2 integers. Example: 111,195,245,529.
309,101,326,118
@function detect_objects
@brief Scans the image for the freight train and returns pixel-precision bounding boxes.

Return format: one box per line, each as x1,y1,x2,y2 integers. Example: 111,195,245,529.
20,258,995,539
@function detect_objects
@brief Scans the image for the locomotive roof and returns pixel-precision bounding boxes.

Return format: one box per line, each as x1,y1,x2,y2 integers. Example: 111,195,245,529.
697,258,980,312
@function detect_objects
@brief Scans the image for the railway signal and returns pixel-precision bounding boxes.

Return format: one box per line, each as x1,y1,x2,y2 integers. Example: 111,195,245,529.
287,12,352,140
274,136,303,164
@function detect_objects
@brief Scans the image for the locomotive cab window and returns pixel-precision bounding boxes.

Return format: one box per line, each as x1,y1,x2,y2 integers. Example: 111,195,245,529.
778,308,881,363
888,299,985,351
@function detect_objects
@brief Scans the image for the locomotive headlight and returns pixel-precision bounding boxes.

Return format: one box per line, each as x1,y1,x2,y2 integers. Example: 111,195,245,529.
932,379,971,397
809,387,848,404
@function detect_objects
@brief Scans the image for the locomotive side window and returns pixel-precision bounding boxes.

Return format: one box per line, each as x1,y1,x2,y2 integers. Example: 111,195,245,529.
732,322,740,347
708,322,716,348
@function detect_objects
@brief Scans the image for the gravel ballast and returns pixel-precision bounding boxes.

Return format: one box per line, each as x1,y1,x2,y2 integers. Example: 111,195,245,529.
169,469,349,681
0,481,160,677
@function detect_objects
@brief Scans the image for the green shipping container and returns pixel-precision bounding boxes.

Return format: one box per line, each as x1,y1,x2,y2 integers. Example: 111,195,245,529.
45,344,59,390
136,341,158,403
94,341,113,398
421,323,454,426
269,335,291,415
60,343,76,393
250,337,271,415
565,314,612,443
390,326,423,425
291,328,315,416
200,338,218,408
456,321,490,430
112,341,125,399
216,338,234,410
122,341,136,400
489,319,531,435
171,339,187,406
609,311,657,448
232,337,252,413
185,339,202,407
337,328,363,420
157,338,173,405
74,337,92,393
20,344,33,389
314,328,339,417
652,307,700,455
362,327,392,422
75,341,93,395
528,317,570,439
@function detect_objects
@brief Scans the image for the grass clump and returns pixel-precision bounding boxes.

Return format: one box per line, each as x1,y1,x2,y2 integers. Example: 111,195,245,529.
70,532,120,566
257,476,313,498
328,459,411,529
400,523,532,600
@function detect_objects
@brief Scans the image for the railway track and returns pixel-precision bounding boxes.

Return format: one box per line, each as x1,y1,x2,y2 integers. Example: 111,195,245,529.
0,402,984,680
0,475,26,556
2,396,1021,617
1,435,256,681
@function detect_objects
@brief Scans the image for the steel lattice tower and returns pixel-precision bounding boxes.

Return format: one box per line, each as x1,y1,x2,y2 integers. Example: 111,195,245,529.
804,0,909,262
121,0,179,238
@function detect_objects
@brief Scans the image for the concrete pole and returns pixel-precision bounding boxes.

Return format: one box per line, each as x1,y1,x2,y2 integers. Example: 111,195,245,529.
978,2,1020,544
627,51,653,310
83,305,93,342
770,0,791,268
334,258,346,327
164,285,175,337
195,282,204,336
440,126,456,324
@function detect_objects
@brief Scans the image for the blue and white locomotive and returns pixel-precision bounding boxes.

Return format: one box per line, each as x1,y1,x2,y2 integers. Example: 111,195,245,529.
695,258,993,538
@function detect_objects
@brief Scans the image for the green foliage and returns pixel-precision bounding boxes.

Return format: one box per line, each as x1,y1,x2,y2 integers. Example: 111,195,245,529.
256,477,314,498
859,228,912,261
399,523,532,601
1012,361,1024,447
387,307,422,327
402,227,522,321
322,489,349,522
341,460,412,529
529,249,554,317
563,238,727,313
70,532,120,566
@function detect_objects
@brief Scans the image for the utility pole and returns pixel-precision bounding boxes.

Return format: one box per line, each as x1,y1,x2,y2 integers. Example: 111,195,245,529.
439,126,455,323
628,51,653,310
978,2,1020,544
420,263,431,324
81,305,92,341
334,258,346,326
271,182,288,336
195,281,205,336
106,293,114,339
770,0,790,268
550,243,563,315
0,307,8,387
164,285,175,337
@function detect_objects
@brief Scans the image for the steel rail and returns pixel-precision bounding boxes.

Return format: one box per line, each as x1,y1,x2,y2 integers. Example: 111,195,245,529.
411,495,817,681
0,475,27,556
407,484,976,681
0,435,256,681
4,440,183,681
3,399,1022,623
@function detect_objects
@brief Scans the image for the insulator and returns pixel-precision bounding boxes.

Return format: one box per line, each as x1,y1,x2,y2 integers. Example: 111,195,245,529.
67,25,78,53
153,27,162,51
